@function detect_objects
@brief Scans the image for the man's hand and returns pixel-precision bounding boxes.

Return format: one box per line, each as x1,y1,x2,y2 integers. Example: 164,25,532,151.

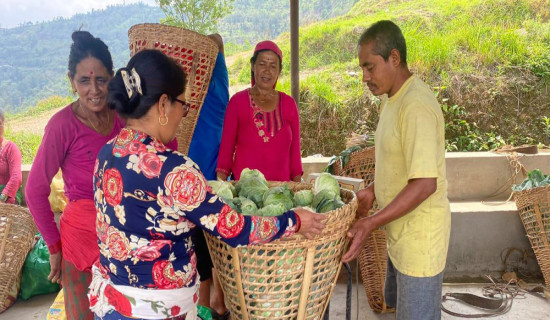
48,251,62,284
341,216,377,262
356,187,375,218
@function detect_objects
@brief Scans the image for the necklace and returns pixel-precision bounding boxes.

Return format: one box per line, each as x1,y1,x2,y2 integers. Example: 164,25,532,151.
79,100,109,133
251,88,277,103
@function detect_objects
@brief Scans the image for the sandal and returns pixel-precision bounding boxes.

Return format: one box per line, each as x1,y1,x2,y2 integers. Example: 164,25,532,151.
209,308,230,320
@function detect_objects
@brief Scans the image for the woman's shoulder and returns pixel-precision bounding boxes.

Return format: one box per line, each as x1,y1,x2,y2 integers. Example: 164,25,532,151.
229,88,250,102
46,104,76,128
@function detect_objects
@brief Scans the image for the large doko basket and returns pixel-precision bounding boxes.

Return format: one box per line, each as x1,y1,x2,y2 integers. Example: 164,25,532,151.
332,146,394,313
205,182,357,320
128,23,219,155
513,185,550,285
0,204,37,313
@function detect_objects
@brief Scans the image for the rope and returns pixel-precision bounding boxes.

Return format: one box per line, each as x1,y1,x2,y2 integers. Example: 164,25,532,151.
481,152,527,206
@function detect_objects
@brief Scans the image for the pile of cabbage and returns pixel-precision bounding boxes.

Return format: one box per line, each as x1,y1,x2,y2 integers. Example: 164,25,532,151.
208,169,345,215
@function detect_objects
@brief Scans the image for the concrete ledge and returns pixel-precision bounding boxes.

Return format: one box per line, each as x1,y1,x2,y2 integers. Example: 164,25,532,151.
444,201,541,281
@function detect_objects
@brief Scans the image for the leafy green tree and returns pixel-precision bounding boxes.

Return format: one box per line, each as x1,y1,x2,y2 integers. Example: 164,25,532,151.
156,0,235,34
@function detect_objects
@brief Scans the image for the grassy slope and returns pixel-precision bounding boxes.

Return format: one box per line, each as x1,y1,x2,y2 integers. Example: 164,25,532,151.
228,0,550,155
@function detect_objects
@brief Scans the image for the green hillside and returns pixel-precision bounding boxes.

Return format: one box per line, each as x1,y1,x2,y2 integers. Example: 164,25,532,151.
229,0,550,155
0,1,357,114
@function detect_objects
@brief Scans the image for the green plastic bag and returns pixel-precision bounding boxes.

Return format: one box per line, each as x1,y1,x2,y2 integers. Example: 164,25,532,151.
19,233,60,300
197,305,213,320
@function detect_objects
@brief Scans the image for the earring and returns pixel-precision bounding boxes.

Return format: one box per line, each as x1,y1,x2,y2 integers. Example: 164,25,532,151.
159,114,169,126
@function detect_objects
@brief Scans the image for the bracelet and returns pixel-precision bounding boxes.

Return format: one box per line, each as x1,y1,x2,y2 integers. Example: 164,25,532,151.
294,213,302,232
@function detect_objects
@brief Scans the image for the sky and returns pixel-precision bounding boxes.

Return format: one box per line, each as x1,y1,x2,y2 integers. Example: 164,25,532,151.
0,0,156,28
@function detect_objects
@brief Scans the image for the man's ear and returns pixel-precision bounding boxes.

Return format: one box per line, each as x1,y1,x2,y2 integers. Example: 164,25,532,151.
389,48,401,67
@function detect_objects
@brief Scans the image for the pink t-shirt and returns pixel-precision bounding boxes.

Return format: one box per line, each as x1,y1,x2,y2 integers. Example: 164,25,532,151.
26,105,125,247
216,89,303,181
0,140,22,203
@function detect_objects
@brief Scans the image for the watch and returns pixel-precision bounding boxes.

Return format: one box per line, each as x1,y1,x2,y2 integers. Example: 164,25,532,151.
0,194,7,202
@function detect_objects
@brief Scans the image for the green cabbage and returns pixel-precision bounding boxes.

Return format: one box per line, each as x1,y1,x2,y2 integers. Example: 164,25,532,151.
239,197,258,215
263,185,294,211
235,169,269,207
208,180,236,201
293,190,313,207
313,172,341,196
257,203,286,217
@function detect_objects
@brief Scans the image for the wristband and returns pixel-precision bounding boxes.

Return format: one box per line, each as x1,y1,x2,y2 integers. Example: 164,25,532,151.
294,213,301,232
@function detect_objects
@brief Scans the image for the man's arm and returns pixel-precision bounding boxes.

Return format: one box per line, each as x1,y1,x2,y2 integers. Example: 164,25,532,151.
342,177,436,262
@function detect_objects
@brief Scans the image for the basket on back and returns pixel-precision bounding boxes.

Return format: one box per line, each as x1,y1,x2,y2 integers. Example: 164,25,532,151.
0,204,37,313
332,146,394,313
513,185,550,285
128,23,218,155
204,182,357,320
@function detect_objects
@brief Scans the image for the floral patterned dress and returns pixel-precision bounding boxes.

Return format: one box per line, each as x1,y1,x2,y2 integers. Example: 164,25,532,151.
89,128,299,320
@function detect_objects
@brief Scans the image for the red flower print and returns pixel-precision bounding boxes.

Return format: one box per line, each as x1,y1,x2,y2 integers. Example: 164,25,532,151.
138,152,163,179
128,140,147,155
93,159,99,177
102,168,123,206
171,305,181,316
152,260,185,289
107,227,131,261
151,139,167,152
217,204,244,238
96,214,109,243
112,129,133,157
89,294,98,307
104,285,132,315
164,165,207,211
133,240,172,262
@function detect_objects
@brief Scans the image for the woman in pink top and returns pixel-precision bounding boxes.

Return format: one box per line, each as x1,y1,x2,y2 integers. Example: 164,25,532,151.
216,41,303,182
25,31,122,320
0,110,23,205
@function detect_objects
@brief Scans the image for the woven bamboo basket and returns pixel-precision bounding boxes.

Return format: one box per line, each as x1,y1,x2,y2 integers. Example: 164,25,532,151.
0,204,37,313
205,182,357,320
128,23,218,155
332,146,394,313
513,185,550,285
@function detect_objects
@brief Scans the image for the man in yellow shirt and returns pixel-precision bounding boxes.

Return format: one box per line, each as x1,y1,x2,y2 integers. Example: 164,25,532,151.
342,20,451,319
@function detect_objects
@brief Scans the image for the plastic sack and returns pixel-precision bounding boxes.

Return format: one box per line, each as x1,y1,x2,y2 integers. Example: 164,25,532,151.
19,233,60,300
49,171,68,213
46,290,66,320
197,305,213,320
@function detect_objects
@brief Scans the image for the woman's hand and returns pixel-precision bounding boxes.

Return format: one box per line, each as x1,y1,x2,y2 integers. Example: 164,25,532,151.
294,208,327,239
48,252,62,284
216,172,229,181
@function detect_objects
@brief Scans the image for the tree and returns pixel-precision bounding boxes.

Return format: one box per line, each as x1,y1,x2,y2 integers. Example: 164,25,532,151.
156,0,235,34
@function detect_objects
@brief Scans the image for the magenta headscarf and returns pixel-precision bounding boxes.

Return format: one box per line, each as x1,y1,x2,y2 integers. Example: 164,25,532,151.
251,40,283,87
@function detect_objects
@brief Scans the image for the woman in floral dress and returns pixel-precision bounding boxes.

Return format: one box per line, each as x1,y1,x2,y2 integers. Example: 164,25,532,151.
89,49,326,320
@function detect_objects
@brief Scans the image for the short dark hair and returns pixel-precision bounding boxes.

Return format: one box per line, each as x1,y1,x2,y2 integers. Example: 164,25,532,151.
108,50,186,119
68,31,113,78
358,20,407,65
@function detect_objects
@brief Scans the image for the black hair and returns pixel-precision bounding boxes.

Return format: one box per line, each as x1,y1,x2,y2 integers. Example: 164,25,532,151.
68,31,113,78
358,20,407,65
250,49,282,82
108,49,186,119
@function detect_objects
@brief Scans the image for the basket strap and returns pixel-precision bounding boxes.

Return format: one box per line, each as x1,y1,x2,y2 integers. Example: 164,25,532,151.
297,247,315,320
230,246,249,320
0,215,11,262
